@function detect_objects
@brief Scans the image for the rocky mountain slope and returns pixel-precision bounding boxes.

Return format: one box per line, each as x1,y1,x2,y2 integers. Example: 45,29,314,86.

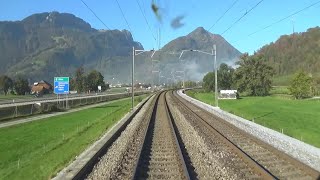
0,12,241,83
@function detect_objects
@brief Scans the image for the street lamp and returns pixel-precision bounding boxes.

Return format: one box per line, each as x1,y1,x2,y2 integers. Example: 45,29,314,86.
132,47,156,110
179,45,218,107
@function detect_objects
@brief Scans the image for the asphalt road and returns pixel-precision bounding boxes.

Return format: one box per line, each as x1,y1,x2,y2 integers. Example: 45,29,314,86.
0,91,127,106
0,91,138,108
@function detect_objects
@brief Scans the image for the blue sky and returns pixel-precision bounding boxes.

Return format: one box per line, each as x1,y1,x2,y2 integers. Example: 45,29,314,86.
0,0,319,54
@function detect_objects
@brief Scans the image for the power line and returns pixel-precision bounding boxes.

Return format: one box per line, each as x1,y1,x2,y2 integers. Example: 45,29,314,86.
208,0,239,32
249,0,320,36
80,0,110,30
114,0,135,39
221,0,265,35
135,0,157,41
139,0,147,15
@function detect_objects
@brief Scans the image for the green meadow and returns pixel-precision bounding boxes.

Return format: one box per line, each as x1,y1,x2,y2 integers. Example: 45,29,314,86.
187,90,320,148
0,96,146,180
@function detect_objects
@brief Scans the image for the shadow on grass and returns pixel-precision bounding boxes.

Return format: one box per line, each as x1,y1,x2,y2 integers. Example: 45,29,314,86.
93,105,120,109
253,112,274,120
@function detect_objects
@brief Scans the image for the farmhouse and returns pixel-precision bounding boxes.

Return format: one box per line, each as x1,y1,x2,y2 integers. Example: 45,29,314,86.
31,80,53,95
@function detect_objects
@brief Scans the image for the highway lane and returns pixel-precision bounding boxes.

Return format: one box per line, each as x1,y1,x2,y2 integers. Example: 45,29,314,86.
0,91,126,105
0,91,148,108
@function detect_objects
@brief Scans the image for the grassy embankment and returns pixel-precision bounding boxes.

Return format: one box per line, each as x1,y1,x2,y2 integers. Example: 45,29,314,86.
108,87,128,93
187,89,320,148
0,94,33,101
0,95,146,180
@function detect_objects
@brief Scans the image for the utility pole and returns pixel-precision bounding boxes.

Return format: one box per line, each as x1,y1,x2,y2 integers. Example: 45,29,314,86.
132,46,135,110
183,71,185,88
214,44,218,107
291,18,295,34
158,28,161,49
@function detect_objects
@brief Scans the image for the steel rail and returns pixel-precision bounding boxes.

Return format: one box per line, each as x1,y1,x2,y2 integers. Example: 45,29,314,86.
173,90,320,179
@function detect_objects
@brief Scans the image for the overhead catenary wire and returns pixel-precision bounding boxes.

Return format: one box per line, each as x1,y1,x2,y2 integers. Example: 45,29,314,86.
249,0,320,36
135,0,157,41
140,0,147,15
114,0,135,39
208,0,240,32
229,0,320,46
80,0,110,30
221,0,265,35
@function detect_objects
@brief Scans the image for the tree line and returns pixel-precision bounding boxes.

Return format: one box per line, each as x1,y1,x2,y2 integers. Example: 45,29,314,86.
0,67,108,96
0,76,30,95
203,53,318,99
70,66,108,93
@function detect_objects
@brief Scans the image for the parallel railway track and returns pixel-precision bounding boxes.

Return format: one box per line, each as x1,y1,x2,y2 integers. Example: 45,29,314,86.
171,90,320,179
57,90,319,179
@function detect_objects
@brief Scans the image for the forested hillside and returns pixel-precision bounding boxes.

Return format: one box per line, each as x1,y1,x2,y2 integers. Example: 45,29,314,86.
255,27,320,84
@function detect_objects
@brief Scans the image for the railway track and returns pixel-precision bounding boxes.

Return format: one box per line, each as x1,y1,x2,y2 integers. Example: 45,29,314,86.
85,91,190,179
133,91,190,179
57,90,319,179
171,90,320,180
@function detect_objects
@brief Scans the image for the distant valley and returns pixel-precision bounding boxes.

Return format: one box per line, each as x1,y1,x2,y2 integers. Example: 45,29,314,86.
0,12,241,84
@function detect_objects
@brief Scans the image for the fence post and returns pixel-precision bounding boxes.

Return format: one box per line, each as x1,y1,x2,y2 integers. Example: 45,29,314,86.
30,104,34,115
15,105,18,117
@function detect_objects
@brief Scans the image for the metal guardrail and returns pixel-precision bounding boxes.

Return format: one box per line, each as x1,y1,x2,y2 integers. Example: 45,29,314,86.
0,91,149,108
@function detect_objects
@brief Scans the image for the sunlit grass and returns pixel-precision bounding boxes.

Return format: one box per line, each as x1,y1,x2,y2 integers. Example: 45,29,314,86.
186,90,320,148
0,96,146,180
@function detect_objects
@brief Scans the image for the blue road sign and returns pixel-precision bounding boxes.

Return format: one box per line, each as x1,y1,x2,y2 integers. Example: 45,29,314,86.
54,77,69,94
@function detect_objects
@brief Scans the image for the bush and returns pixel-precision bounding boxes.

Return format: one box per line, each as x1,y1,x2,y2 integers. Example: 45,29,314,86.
136,96,143,103
289,71,312,99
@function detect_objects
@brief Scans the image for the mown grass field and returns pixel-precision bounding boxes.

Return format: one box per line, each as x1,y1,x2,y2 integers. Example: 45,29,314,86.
187,90,320,148
0,95,146,180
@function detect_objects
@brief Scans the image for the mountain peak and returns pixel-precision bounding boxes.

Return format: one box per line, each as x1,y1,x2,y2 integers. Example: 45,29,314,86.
188,27,217,40
189,27,210,36
161,26,241,65
21,11,93,32
193,27,206,33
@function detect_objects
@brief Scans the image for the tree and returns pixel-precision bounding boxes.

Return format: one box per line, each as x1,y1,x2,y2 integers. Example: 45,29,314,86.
14,77,30,95
184,80,197,88
74,66,85,93
218,63,234,90
233,53,274,96
70,78,76,91
203,63,235,92
87,70,105,92
0,75,13,95
203,72,214,92
289,71,312,99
